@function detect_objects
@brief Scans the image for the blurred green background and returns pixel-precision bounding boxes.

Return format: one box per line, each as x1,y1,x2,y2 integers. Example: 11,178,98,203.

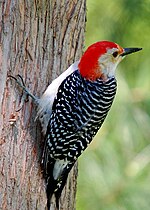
77,1,150,210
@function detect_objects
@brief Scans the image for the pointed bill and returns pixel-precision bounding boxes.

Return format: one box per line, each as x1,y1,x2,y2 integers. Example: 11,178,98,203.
121,47,142,56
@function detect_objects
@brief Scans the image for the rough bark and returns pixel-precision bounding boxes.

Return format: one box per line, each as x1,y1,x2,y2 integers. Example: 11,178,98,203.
0,0,86,209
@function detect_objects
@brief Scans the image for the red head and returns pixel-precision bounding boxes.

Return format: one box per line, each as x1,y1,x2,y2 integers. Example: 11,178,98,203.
78,41,142,81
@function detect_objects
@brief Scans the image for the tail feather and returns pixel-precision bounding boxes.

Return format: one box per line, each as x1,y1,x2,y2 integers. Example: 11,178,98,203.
55,172,69,209
42,145,56,210
46,177,59,210
45,162,55,210
42,142,75,209
45,162,70,210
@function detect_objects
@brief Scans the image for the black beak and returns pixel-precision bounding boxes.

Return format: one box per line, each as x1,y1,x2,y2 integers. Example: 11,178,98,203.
121,47,142,57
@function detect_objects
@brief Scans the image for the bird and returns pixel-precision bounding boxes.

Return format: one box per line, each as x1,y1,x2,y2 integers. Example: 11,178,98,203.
10,41,142,209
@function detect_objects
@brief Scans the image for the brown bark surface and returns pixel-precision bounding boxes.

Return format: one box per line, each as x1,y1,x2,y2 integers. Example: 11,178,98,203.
0,1,86,209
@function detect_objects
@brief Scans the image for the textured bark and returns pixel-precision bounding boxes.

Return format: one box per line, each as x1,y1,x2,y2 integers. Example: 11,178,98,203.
0,0,86,209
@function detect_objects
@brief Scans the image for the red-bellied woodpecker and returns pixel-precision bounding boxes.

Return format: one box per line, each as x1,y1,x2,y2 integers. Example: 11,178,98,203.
10,41,142,210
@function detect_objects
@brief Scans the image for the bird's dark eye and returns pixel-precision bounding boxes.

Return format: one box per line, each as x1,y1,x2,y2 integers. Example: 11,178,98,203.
112,51,118,58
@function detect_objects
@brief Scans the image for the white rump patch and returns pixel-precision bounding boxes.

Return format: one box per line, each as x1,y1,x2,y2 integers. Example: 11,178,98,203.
53,159,69,180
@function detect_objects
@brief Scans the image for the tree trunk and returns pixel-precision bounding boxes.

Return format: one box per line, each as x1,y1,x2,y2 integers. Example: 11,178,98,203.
0,1,86,209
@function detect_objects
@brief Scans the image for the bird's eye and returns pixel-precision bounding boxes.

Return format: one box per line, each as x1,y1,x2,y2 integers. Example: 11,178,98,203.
112,51,118,58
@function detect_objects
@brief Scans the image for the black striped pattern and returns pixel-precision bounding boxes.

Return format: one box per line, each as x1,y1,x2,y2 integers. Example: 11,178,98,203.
45,69,117,162
43,69,117,207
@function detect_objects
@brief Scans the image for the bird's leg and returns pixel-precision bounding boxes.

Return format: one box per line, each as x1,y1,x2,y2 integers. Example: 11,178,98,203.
8,74,39,106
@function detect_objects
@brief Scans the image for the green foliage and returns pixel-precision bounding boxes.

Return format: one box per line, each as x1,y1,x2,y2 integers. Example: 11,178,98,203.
77,0,150,209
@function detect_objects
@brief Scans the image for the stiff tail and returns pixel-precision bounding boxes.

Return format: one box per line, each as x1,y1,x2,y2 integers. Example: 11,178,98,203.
45,162,70,210
44,160,55,210
55,171,70,209
42,142,75,209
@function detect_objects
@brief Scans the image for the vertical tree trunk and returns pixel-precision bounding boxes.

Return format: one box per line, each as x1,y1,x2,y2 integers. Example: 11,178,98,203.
0,1,86,209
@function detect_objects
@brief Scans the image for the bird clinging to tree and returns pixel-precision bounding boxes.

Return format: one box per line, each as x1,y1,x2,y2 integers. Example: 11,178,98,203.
10,41,142,210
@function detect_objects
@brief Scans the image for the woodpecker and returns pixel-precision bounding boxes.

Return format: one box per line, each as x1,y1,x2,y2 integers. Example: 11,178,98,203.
10,41,142,210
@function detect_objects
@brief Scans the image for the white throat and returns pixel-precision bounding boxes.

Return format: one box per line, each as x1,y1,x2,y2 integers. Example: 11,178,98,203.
98,49,122,78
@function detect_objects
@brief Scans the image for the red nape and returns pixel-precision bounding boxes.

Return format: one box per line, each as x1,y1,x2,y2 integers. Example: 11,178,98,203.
78,41,118,81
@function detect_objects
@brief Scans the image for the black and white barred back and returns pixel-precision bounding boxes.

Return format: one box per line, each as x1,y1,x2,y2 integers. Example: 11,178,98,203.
43,69,117,209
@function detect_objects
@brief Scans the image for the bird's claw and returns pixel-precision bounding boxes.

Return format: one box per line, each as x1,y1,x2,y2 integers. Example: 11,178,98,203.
8,74,29,111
